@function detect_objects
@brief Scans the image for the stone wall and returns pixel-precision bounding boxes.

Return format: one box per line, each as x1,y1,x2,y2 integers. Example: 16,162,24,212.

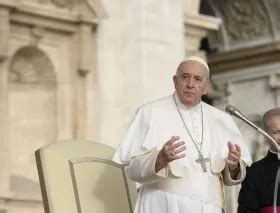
0,0,102,212
0,0,221,212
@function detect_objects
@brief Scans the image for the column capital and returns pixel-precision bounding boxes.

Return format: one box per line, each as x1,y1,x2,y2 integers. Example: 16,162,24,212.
184,13,221,52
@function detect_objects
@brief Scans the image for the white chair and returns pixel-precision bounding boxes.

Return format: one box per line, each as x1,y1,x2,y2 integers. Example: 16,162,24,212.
35,140,137,213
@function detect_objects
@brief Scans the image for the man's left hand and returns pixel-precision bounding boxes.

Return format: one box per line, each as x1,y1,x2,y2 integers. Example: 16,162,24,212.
226,141,241,171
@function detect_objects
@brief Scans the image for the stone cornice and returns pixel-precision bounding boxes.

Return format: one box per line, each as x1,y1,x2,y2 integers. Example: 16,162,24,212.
0,0,17,9
15,4,99,25
0,2,100,34
10,13,79,34
208,42,280,73
0,0,105,29
184,14,221,31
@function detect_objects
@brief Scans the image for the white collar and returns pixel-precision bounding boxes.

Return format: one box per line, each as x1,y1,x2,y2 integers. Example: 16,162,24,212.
174,91,202,112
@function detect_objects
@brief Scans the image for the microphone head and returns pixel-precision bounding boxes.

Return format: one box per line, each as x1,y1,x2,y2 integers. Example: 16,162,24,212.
225,105,237,115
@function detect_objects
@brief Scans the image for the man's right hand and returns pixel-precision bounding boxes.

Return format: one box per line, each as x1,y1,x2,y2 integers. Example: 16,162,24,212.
155,136,186,172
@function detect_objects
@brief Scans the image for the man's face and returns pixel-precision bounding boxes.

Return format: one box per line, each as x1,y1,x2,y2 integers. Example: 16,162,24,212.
267,116,280,151
173,61,209,107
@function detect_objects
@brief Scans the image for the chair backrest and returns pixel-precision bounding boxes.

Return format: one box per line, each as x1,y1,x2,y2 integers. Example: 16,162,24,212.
35,140,137,213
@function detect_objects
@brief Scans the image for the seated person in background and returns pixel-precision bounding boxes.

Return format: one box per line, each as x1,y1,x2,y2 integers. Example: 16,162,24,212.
238,108,280,213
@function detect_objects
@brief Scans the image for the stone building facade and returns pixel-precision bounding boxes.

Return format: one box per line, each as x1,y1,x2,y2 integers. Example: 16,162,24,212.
0,0,277,213
0,0,105,212
204,0,280,212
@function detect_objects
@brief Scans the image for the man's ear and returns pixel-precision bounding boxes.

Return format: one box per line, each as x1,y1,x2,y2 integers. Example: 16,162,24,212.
173,75,177,87
203,81,211,95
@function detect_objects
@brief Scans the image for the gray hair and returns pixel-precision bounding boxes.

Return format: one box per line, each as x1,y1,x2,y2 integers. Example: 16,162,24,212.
262,108,280,131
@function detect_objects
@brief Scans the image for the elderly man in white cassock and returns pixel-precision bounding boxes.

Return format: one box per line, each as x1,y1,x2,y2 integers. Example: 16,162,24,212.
113,56,252,213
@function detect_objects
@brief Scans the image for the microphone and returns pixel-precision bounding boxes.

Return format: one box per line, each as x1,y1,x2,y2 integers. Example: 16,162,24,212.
225,104,279,152
226,105,280,213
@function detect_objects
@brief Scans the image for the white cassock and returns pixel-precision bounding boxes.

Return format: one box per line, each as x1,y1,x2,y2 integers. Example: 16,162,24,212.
113,93,252,213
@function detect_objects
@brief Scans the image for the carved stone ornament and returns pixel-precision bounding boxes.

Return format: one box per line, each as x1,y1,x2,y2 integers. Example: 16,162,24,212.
213,0,271,42
267,0,280,32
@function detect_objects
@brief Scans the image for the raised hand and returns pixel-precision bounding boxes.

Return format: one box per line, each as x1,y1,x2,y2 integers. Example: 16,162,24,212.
155,136,186,172
226,141,241,172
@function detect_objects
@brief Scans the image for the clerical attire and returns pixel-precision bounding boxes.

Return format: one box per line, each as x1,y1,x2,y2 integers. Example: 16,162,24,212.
238,151,280,213
113,93,252,213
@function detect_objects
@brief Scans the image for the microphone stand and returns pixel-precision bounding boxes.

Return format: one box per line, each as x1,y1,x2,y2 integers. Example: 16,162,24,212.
274,168,280,213
225,105,280,213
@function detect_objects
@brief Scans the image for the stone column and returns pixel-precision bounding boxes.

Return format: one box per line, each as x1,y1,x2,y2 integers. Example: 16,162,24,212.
0,7,9,62
0,6,10,209
208,81,233,110
95,0,187,147
75,23,93,139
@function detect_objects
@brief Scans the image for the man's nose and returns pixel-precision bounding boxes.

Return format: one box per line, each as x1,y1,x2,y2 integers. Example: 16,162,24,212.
186,77,194,88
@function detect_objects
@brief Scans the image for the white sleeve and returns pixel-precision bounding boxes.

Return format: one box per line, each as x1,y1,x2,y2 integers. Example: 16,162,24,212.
222,160,246,186
126,148,168,184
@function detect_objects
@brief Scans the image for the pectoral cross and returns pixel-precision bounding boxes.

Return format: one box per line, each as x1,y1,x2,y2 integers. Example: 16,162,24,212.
195,153,209,172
